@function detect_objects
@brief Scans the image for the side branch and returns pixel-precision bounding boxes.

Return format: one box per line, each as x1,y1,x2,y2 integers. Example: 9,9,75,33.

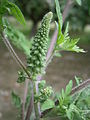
1,32,31,79
71,79,90,95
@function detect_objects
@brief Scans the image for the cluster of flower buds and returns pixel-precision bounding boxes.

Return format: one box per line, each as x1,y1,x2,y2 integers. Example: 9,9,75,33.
27,12,53,79
40,86,53,98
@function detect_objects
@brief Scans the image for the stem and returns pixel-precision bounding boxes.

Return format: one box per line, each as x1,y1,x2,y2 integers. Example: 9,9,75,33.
1,32,31,79
46,30,58,61
21,104,24,120
34,82,40,120
22,79,29,120
71,79,90,95
63,0,73,23
25,82,34,120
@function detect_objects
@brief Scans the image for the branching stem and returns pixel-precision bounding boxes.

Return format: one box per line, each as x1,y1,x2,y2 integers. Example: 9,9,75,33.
1,32,31,79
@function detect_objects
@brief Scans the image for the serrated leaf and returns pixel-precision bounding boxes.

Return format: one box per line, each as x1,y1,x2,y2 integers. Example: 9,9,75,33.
65,80,73,96
11,91,21,108
55,0,63,29
7,1,26,25
59,38,85,53
76,0,82,6
64,22,70,40
64,22,69,35
41,99,55,111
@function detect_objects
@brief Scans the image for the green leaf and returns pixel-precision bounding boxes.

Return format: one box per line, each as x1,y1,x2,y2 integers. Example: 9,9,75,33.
38,80,46,90
4,24,31,56
17,71,26,83
61,88,65,99
7,2,26,25
41,99,55,111
59,38,85,53
75,76,82,86
64,22,70,40
65,80,73,96
76,0,82,6
55,0,63,29
11,91,21,108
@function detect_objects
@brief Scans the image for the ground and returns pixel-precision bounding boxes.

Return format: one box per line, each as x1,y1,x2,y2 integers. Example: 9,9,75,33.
0,41,90,120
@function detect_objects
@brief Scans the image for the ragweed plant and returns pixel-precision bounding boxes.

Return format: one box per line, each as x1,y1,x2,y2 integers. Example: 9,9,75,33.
0,0,90,120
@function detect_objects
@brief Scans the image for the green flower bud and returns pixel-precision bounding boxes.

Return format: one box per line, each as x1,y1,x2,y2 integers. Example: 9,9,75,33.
27,12,53,78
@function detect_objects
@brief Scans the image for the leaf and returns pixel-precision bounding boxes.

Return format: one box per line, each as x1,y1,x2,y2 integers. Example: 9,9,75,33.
59,38,85,53
7,1,26,25
61,88,65,99
64,22,70,40
66,108,74,120
41,99,55,111
11,91,21,108
4,24,31,56
38,80,46,90
17,71,26,83
65,80,73,96
75,76,82,86
55,0,63,29
76,0,82,6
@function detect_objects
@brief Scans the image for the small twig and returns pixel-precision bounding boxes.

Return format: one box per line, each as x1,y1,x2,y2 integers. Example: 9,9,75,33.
1,32,31,79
